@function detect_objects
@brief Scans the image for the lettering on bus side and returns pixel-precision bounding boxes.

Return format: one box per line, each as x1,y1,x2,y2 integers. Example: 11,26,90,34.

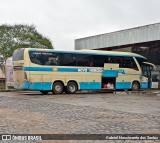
89,69,103,73
78,68,103,73
78,68,88,72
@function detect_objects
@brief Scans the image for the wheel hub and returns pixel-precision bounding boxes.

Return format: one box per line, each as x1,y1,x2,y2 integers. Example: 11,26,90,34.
55,85,61,91
133,84,138,90
69,85,75,92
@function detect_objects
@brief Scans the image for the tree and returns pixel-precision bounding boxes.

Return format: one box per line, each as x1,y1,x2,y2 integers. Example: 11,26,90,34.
0,24,53,73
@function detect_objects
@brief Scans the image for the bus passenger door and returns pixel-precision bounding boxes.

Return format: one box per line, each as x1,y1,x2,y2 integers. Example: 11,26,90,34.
141,64,152,88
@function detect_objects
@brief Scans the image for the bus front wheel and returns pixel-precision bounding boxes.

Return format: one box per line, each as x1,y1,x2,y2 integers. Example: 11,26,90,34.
66,82,78,94
131,82,140,91
52,82,64,94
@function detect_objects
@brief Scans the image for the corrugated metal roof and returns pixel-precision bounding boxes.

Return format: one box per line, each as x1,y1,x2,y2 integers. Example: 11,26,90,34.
75,23,160,50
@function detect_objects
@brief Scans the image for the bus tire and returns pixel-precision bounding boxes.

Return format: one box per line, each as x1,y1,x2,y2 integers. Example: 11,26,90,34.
66,82,78,94
40,91,48,95
131,81,140,91
52,82,64,94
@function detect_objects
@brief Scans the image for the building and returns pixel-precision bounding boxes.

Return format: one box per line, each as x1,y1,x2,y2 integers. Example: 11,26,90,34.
75,23,160,68
75,23,160,87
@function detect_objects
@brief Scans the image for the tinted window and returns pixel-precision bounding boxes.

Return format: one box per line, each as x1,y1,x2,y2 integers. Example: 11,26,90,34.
59,54,76,66
122,57,138,70
29,51,59,66
108,57,122,67
136,57,147,66
93,55,108,67
13,49,24,61
76,54,93,67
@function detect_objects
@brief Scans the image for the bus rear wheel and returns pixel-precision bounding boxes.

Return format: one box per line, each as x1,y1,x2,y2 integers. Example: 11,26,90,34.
66,82,78,94
52,82,64,94
40,91,49,95
132,82,140,91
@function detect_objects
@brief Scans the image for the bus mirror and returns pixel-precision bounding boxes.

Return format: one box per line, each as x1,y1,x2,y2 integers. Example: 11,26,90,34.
143,62,156,71
151,65,156,71
153,66,156,71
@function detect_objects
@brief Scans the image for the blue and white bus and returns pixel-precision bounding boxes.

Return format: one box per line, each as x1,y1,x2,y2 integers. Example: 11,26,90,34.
13,48,155,94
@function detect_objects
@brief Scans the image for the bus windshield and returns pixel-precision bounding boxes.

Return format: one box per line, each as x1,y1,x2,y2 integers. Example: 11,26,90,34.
136,57,147,66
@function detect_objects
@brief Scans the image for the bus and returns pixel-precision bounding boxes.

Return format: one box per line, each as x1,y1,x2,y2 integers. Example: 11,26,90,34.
5,57,14,89
12,48,155,94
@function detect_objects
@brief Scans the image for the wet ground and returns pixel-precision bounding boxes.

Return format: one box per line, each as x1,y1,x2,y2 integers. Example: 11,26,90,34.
0,91,160,143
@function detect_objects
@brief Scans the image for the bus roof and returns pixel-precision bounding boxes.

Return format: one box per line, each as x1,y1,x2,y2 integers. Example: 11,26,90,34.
26,48,145,59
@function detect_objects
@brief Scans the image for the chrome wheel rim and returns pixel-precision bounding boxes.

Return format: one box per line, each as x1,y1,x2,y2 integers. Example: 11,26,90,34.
55,84,61,92
69,84,75,92
133,84,138,90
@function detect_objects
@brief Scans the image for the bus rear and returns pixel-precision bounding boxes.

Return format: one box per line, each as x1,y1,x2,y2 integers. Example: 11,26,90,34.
12,48,28,89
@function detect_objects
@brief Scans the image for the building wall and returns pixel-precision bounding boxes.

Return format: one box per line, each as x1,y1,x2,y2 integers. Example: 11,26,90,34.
75,23,160,50
113,47,132,52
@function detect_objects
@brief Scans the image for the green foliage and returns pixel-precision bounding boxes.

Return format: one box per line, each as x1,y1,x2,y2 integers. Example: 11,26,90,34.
0,24,53,61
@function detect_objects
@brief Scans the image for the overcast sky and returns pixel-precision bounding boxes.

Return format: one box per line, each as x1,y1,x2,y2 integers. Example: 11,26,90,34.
0,0,160,50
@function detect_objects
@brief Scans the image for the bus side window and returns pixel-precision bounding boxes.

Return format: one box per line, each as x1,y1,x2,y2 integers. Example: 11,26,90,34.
32,58,41,65
93,55,107,67
76,55,92,67
45,57,58,66
122,57,138,70
29,52,41,65
108,57,122,67
59,54,76,66
108,57,114,63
